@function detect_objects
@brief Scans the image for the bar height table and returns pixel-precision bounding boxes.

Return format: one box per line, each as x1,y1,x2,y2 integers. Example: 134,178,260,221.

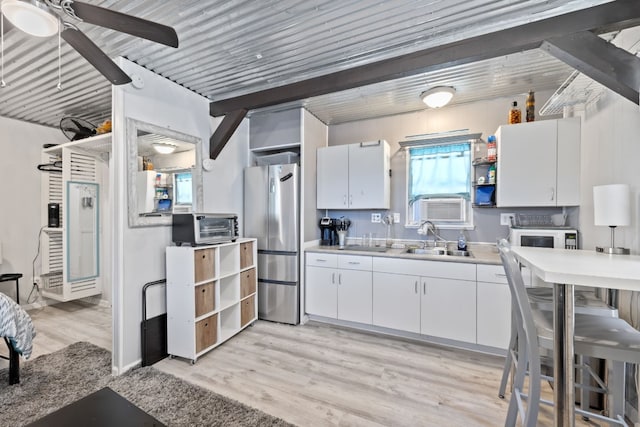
510,246,640,427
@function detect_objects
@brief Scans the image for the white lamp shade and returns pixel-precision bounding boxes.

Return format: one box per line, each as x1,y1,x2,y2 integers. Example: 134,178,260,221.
593,184,631,226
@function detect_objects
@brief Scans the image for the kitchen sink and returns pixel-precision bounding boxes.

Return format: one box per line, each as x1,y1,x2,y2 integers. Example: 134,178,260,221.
406,247,447,255
405,248,473,257
447,250,472,257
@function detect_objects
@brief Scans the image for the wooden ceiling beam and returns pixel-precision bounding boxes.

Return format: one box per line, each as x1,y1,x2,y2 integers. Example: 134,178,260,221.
541,31,640,105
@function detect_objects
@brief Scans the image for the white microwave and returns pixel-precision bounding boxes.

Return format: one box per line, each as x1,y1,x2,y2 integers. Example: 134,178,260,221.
510,228,578,250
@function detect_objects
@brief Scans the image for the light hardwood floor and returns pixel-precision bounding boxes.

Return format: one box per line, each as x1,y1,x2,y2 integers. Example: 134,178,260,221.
3,302,606,426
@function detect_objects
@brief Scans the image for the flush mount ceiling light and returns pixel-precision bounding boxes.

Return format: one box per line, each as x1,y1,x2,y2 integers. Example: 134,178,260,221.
1,0,59,37
152,143,177,154
420,86,456,108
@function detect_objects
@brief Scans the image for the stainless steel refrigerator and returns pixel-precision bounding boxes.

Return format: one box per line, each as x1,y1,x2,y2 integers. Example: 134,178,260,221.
244,164,299,325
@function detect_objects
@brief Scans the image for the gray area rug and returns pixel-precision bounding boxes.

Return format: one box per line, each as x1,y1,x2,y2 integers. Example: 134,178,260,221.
0,342,294,426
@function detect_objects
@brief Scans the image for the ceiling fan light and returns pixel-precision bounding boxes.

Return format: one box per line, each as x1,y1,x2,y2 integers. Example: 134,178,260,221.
152,143,177,154
420,86,456,108
1,0,59,38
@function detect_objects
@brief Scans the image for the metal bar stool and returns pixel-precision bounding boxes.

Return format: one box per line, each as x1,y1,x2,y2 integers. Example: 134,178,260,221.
498,239,640,426
0,273,22,304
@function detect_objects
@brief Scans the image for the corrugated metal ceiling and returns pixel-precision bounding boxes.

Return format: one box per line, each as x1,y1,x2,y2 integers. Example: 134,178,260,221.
0,0,615,130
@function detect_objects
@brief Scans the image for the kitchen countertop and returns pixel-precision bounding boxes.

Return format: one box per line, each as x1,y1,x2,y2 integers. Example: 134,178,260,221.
305,243,501,265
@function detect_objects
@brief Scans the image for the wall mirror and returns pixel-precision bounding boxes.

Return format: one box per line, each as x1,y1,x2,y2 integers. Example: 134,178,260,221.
67,181,99,281
126,118,203,227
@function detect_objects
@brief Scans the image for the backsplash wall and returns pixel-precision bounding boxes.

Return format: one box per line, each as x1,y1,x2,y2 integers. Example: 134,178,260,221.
326,206,580,246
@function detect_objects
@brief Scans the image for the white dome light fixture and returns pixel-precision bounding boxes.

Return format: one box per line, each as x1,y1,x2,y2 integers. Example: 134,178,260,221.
420,86,456,108
1,0,59,38
152,143,177,154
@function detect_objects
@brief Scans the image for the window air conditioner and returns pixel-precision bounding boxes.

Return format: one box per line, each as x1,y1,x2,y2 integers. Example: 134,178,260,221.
415,198,466,222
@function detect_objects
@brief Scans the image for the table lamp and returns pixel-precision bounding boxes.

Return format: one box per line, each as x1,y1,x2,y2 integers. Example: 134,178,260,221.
593,184,631,255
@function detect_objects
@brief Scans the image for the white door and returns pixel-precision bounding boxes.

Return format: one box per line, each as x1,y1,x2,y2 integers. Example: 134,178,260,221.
317,145,349,209
372,272,421,333
496,120,557,207
305,266,337,318
421,277,476,343
337,269,373,324
348,141,389,209
477,281,511,349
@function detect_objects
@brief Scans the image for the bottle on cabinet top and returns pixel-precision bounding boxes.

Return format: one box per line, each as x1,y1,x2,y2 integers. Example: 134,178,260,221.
487,135,497,162
526,90,535,122
508,101,522,124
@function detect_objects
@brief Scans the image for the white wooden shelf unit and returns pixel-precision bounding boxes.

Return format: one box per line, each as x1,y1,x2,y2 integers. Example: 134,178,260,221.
166,238,258,363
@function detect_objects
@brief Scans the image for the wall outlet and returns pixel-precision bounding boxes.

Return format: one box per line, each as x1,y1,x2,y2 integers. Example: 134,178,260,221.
371,213,382,223
393,212,401,223
500,213,515,226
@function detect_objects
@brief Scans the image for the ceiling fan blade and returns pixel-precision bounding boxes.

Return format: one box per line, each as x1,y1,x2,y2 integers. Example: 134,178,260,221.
61,27,132,85
68,1,178,48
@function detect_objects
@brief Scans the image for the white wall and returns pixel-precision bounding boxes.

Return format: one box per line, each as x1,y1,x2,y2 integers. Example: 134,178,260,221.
0,116,66,303
578,90,640,253
111,58,248,373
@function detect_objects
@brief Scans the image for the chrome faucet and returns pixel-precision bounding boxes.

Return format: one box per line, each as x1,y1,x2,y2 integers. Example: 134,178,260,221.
417,220,437,247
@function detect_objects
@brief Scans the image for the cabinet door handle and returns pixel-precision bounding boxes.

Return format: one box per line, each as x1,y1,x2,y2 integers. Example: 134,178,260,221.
338,274,342,285
347,261,360,265
414,281,418,294
349,195,353,206
332,272,335,284
316,259,326,262
423,282,426,294
495,273,507,278
550,188,555,201
343,195,347,206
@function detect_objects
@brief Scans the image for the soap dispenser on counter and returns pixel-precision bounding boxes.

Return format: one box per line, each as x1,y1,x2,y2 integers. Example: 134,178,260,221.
457,231,467,251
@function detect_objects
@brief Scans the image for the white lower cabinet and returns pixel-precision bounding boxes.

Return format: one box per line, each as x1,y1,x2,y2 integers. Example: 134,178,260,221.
305,253,372,324
337,268,372,324
372,272,421,333
305,265,338,318
420,277,476,343
372,272,476,341
307,251,510,351
476,264,511,349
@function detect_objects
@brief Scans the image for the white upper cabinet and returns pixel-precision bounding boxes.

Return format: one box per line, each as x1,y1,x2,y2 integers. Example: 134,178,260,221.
496,117,580,207
317,140,390,209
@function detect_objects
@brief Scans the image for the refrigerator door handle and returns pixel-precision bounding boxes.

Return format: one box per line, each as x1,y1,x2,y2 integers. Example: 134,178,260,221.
280,172,293,182
269,177,276,193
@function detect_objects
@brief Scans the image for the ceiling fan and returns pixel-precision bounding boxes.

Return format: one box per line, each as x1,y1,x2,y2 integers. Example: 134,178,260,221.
0,0,178,85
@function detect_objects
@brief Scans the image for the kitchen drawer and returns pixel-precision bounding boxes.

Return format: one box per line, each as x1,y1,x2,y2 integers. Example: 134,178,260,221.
373,257,475,281
241,295,256,327
338,255,372,271
240,241,254,269
306,252,338,268
195,313,218,353
194,248,216,283
240,267,257,298
477,264,507,284
194,281,215,317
